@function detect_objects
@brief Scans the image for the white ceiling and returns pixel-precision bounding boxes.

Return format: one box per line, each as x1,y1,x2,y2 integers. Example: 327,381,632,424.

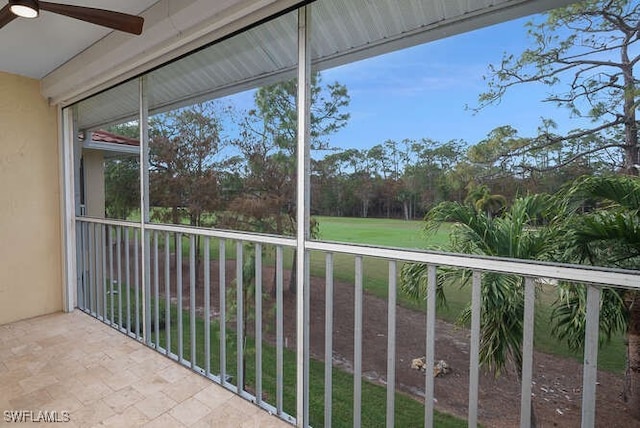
0,0,159,79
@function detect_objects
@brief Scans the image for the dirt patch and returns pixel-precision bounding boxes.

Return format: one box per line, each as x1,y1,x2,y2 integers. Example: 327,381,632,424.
156,254,639,427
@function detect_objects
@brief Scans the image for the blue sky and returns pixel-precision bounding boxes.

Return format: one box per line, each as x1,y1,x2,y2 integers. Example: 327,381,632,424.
320,15,587,152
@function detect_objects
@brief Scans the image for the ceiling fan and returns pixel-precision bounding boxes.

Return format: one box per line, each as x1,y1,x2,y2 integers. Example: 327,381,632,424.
0,0,144,35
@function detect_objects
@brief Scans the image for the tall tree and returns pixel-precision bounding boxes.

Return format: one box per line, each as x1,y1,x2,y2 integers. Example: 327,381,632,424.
149,102,227,229
228,73,350,292
476,0,640,175
149,102,229,283
227,73,350,234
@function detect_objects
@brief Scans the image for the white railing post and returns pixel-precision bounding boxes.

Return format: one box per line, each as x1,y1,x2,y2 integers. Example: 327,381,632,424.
581,285,602,427
424,265,437,428
520,277,535,427
468,271,482,427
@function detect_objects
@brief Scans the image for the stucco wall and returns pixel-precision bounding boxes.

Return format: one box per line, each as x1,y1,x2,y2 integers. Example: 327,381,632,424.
83,150,105,218
0,71,62,325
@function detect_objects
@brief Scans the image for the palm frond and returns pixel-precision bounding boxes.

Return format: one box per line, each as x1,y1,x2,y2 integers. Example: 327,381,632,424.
551,283,628,352
569,175,640,213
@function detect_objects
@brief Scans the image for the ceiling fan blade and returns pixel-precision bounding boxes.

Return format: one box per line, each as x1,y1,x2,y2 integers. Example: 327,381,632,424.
39,2,144,35
0,4,17,29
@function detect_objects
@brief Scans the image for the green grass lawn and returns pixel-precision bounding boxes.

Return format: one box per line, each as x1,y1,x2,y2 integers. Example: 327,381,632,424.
314,216,627,373
315,216,450,248
102,290,464,427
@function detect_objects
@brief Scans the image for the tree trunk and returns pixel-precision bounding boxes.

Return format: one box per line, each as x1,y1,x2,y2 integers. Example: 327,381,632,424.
288,249,297,294
625,291,640,420
621,54,638,173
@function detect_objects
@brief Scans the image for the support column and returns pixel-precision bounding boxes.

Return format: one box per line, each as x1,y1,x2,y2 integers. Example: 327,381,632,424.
296,5,311,427
82,150,105,218
139,76,151,344
61,106,78,312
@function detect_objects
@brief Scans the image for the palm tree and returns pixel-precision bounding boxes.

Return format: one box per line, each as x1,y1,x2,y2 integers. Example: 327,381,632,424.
463,183,507,219
401,193,567,426
551,174,640,420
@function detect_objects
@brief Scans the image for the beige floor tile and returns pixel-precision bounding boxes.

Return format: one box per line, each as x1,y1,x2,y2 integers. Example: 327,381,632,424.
156,363,190,383
190,405,248,428
99,367,141,391
168,397,214,426
193,384,234,410
0,311,291,428
161,376,209,404
133,391,178,420
42,393,85,414
142,412,187,428
18,374,59,395
8,388,53,409
130,375,170,396
0,380,26,400
70,399,115,426
225,396,262,417
70,378,115,405
97,404,150,427
102,386,146,413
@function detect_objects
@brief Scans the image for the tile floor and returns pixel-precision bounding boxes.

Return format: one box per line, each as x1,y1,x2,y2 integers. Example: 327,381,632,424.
0,311,291,427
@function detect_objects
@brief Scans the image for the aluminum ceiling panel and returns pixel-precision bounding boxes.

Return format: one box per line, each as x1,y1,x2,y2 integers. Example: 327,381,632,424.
77,79,139,131
74,0,574,131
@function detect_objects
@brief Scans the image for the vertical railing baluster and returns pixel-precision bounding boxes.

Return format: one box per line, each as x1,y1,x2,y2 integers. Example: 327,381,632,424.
75,222,83,311
220,240,227,385
468,270,482,427
93,223,99,315
236,242,244,393
581,285,601,427
135,229,140,339
255,243,263,404
94,225,100,318
204,237,211,376
520,277,535,428
101,225,107,321
324,253,334,426
190,235,196,369
77,222,83,310
84,222,90,311
117,226,122,330
93,224,99,318
177,233,183,362
386,260,397,428
276,246,284,415
424,265,437,428
125,227,131,335
354,256,363,428
154,231,159,347
108,225,114,326
165,231,171,356
87,222,94,314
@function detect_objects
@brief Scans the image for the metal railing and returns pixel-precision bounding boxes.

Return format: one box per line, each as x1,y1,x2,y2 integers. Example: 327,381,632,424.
75,216,640,428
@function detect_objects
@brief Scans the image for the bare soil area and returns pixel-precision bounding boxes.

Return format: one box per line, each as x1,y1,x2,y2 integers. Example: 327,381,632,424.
159,255,639,427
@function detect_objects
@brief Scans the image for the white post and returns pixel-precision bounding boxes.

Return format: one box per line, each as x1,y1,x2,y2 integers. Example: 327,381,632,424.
139,76,151,343
296,5,311,427
60,106,78,312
